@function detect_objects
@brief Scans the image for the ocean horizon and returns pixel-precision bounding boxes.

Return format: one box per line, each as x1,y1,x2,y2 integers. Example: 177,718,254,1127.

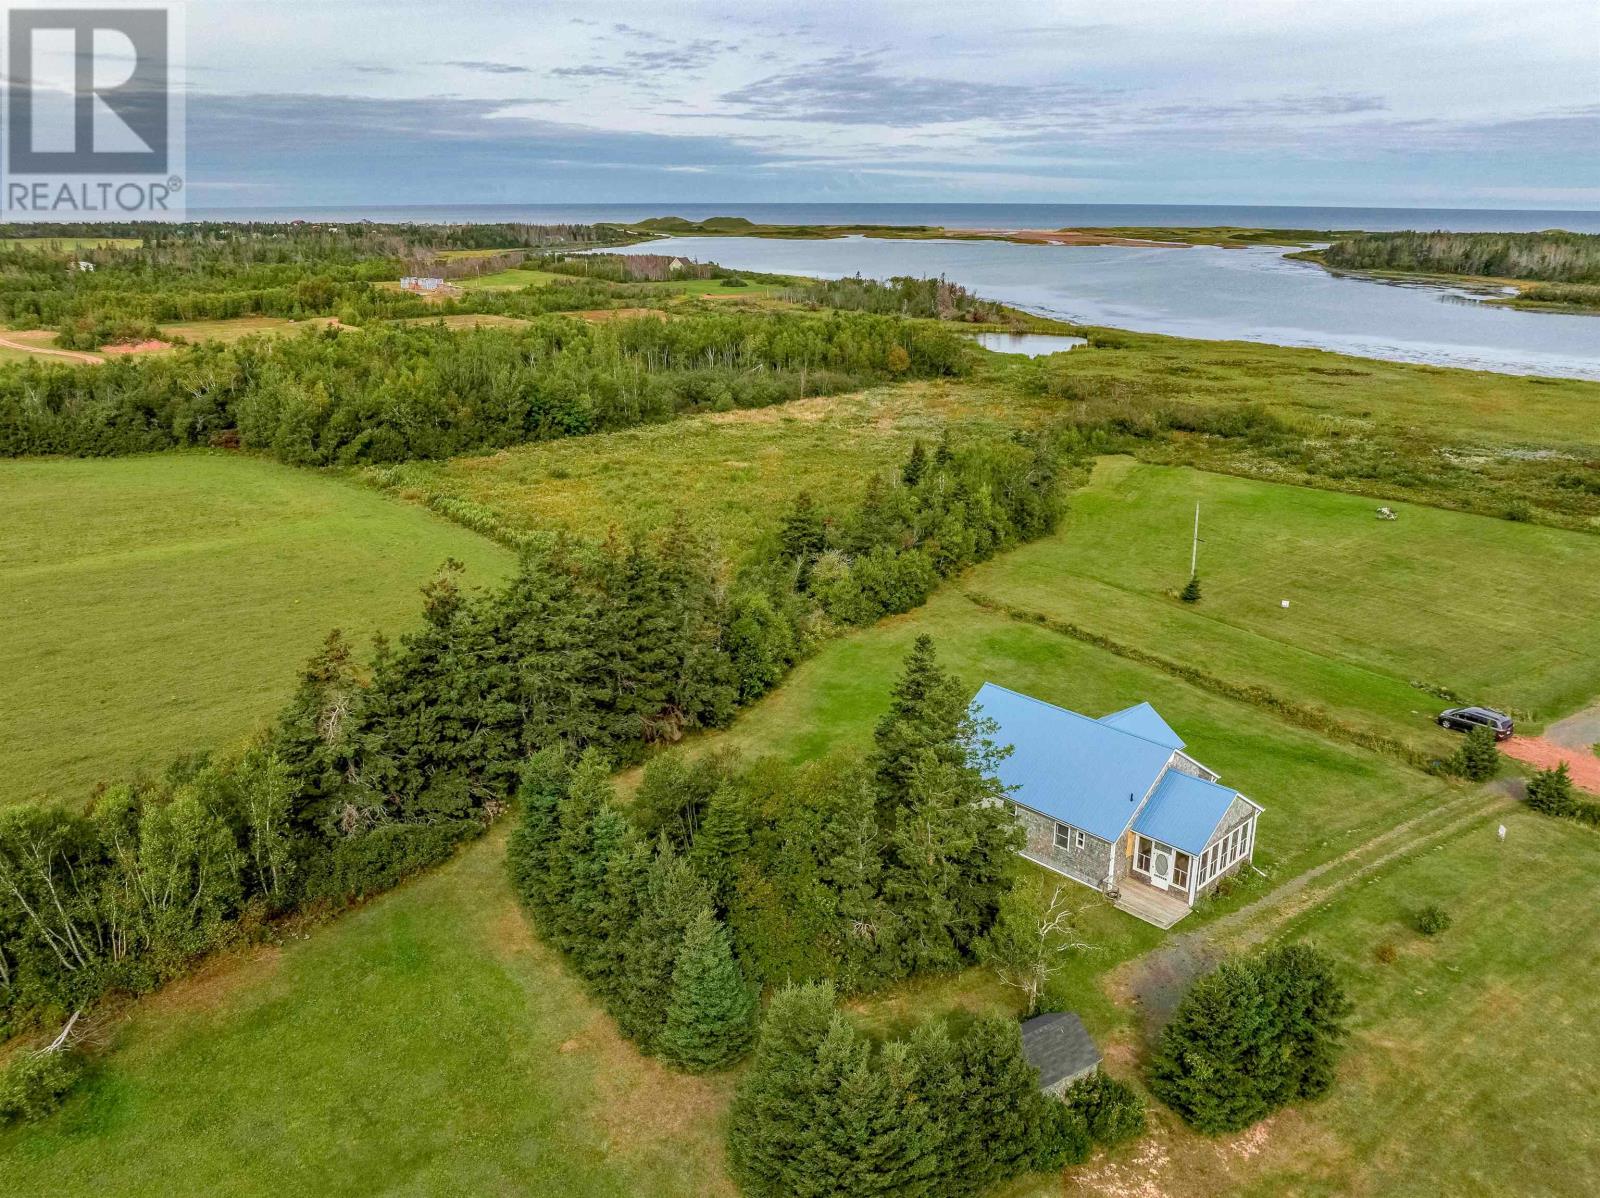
183,201,1600,235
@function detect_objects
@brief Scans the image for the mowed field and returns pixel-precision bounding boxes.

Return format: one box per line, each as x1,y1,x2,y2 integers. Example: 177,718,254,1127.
966,458,1600,739
0,454,513,804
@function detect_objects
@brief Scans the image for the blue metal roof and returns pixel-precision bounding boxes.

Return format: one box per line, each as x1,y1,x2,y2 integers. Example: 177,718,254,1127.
1099,702,1186,750
971,683,1176,842
1132,770,1239,855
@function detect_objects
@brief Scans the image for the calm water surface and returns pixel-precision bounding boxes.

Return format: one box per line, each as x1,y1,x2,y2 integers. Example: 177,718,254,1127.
969,332,1088,357
612,235,1600,379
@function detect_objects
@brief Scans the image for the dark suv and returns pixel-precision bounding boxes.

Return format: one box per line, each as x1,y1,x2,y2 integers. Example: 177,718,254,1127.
1437,706,1514,740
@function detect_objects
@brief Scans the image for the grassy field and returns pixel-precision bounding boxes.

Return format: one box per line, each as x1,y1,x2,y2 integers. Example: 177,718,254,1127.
1082,808,1600,1198
158,316,344,343
0,454,512,804
360,377,1042,559
967,458,1600,733
0,236,141,251
0,826,737,1198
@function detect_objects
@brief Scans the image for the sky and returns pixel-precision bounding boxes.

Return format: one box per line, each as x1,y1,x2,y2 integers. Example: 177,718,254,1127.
170,0,1599,210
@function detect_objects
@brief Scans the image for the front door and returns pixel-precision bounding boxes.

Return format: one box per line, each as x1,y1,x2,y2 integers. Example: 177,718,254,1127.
1147,839,1175,890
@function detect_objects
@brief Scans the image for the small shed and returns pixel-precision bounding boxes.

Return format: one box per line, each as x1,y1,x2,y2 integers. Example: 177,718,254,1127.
1020,1012,1101,1097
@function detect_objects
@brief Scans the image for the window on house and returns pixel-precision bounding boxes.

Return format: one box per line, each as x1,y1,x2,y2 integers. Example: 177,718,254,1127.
1135,837,1152,873
1054,823,1084,852
1173,852,1190,888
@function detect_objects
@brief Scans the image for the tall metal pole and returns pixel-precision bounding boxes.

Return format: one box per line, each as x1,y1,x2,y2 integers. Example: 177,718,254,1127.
1190,502,1200,578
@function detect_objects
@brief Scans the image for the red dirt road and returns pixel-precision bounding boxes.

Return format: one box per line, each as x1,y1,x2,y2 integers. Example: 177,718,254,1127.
1502,736,1600,795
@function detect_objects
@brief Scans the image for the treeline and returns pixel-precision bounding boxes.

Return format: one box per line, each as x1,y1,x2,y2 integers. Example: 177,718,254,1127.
784,275,1008,322
0,310,973,462
0,433,1063,1033
0,220,634,342
1316,230,1600,284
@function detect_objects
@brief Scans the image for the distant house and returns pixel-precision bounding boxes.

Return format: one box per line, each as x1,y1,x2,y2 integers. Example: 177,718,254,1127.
74,261,95,272
1020,1012,1101,1097
668,257,688,272
400,275,446,293
970,683,1263,928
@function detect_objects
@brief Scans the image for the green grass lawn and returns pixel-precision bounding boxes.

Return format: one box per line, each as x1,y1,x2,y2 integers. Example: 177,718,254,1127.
0,826,736,1198
454,267,573,290
1128,809,1600,1198
0,454,512,805
968,458,1600,730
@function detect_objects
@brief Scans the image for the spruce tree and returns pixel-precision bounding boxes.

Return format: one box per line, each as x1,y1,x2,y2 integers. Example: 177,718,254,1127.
615,842,711,1052
870,635,969,814
1453,724,1501,781
727,981,839,1196
901,439,929,487
590,823,651,1005
1180,575,1202,603
1149,944,1350,1133
689,782,751,909
780,491,828,578
1526,760,1576,816
660,908,758,1072
544,749,613,955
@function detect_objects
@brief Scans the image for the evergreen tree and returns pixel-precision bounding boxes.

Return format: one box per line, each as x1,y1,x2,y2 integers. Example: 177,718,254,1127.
689,782,751,909
589,823,651,1005
727,981,839,1196
497,538,598,752
660,908,758,1072
870,635,968,815
1451,725,1501,781
543,749,613,955
901,439,928,486
505,746,571,921
1180,575,1201,603
950,1017,1059,1190
1149,944,1350,1133
615,842,710,1051
1526,760,1576,816
780,491,828,577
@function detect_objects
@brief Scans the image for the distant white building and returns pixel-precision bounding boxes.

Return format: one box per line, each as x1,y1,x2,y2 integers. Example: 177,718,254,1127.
74,261,95,272
400,276,446,293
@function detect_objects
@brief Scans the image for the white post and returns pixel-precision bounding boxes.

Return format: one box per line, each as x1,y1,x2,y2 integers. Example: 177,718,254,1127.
1190,503,1200,578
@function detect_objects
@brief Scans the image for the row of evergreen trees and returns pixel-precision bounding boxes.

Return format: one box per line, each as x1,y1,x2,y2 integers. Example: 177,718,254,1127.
728,981,1079,1197
507,750,758,1070
0,310,972,461
1316,230,1600,284
782,274,1007,323
0,434,1061,1033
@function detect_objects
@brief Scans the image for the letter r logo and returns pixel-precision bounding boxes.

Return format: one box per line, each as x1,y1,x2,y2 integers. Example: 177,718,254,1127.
7,8,169,173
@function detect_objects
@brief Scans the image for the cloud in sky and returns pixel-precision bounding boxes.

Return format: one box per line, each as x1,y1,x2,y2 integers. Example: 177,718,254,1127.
176,0,1600,209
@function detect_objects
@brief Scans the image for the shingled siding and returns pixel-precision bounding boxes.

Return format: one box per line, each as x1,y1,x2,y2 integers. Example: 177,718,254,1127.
1013,803,1114,889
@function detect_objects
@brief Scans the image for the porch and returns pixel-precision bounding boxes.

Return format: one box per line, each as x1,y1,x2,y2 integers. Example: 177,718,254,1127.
1112,875,1192,929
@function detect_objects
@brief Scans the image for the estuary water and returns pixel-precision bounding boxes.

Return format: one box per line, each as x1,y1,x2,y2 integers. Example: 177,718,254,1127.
610,235,1600,379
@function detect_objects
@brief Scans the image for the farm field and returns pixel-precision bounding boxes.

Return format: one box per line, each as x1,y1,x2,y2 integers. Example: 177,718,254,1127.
0,454,513,804
966,458,1600,736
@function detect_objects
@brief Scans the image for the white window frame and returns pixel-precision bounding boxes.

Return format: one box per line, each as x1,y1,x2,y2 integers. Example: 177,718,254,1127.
1054,823,1085,852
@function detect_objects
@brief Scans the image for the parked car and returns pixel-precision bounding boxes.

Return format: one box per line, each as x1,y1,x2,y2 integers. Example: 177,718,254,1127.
1437,706,1514,740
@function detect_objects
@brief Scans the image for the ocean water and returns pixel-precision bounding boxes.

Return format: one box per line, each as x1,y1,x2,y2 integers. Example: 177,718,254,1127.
185,201,1600,235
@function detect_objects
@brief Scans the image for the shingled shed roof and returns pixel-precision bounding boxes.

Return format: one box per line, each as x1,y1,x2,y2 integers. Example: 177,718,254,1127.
1019,1011,1102,1090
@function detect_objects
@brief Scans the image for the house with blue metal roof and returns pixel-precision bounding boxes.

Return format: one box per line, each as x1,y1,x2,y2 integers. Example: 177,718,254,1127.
970,683,1263,928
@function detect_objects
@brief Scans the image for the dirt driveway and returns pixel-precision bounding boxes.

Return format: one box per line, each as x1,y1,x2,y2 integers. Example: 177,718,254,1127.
1501,736,1600,794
